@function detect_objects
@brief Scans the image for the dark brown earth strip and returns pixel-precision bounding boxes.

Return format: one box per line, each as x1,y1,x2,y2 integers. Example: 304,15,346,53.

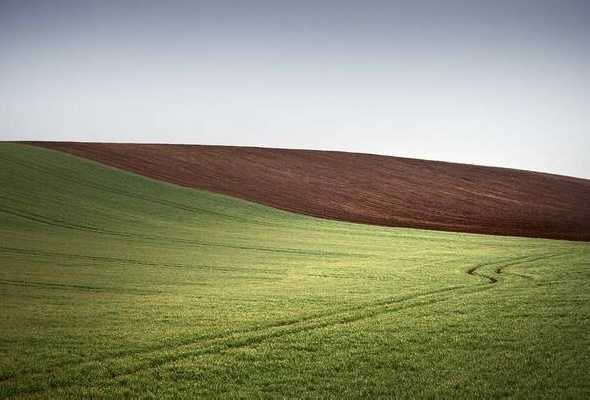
26,142,590,241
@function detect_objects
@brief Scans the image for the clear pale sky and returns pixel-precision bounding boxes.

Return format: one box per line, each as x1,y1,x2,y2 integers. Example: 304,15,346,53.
1,0,588,178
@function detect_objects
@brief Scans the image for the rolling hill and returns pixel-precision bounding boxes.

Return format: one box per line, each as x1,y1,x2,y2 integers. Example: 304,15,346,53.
1,143,589,398
28,141,590,241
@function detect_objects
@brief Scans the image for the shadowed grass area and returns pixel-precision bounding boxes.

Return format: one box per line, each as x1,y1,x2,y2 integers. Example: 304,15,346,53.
0,143,588,399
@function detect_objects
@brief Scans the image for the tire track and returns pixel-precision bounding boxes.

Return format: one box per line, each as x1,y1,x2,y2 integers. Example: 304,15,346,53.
111,285,493,383
0,279,159,295
1,252,563,398
494,253,568,280
1,252,546,397
467,252,566,284
466,255,529,284
0,285,463,379
1,284,488,397
0,246,235,271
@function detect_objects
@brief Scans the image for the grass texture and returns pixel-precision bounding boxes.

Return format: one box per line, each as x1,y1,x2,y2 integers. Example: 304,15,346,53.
0,143,589,399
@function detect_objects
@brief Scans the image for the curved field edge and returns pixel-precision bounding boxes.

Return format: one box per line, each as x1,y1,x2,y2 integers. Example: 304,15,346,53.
27,141,590,241
0,143,589,399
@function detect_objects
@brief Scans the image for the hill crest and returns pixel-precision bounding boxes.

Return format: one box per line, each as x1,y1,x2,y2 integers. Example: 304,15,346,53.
27,141,590,241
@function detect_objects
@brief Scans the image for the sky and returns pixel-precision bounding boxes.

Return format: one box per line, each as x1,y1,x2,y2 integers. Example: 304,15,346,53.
1,0,588,178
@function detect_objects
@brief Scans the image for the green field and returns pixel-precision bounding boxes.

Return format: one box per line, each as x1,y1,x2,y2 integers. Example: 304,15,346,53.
1,143,589,399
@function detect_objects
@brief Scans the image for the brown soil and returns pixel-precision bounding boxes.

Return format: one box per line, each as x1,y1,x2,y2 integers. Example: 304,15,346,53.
28,142,590,241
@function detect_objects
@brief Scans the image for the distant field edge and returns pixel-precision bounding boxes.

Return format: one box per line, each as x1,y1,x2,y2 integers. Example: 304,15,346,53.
21,141,590,242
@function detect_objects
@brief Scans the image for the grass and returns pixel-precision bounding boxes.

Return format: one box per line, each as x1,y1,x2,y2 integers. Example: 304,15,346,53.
0,142,588,399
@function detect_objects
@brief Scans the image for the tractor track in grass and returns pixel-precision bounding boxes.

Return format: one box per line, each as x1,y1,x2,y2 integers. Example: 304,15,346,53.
466,252,566,284
0,246,281,275
0,286,465,385
0,278,160,295
1,284,490,397
2,252,563,398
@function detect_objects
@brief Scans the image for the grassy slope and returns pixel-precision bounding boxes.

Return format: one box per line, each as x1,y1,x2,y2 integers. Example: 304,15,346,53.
0,143,588,399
